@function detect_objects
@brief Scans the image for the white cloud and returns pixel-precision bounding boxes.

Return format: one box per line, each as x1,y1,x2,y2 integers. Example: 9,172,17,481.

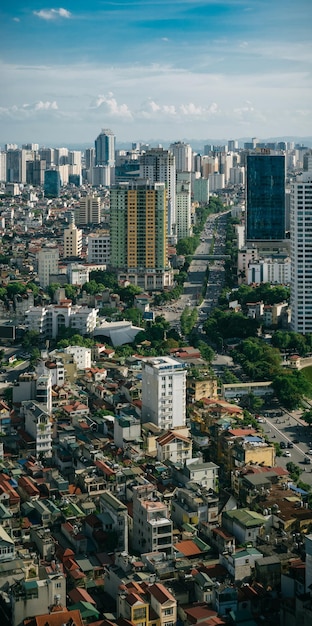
90,93,132,118
0,100,59,118
13,17,20,23
33,8,71,21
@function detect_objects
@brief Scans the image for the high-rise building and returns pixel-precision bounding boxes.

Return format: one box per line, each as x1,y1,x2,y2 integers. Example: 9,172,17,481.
6,149,27,183
140,148,176,242
141,356,187,430
290,172,312,334
63,222,83,258
110,181,172,290
95,128,115,166
169,141,192,172
44,169,61,197
176,174,191,240
37,244,59,287
77,195,101,225
246,151,286,242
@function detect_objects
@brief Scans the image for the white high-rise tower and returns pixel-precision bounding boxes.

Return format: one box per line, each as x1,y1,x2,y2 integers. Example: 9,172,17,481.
140,148,176,243
141,357,187,430
290,171,312,334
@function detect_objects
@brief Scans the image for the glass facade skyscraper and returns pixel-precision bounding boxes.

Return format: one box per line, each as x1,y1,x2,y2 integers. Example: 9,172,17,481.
94,128,115,167
44,169,61,197
246,152,285,241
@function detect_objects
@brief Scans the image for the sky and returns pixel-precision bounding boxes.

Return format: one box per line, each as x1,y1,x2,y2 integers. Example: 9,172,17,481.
0,0,312,147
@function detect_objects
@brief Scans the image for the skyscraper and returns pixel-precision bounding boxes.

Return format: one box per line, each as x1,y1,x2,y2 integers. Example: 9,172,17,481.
110,181,172,290
44,169,61,198
95,128,115,166
290,172,312,334
169,141,192,172
140,148,176,242
246,151,285,241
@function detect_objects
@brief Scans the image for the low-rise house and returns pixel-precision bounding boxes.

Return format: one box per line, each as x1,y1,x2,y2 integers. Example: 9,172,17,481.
220,547,264,582
171,485,218,530
0,525,15,562
172,459,219,491
60,521,88,554
222,509,267,547
156,428,193,464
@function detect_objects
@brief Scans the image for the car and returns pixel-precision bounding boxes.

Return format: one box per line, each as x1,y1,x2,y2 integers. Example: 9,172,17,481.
287,442,294,448
305,457,311,464
293,438,299,444
280,441,286,449
308,450,312,455
283,451,291,457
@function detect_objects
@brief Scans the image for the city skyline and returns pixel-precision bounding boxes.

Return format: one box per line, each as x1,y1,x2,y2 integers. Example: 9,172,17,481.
1,0,311,144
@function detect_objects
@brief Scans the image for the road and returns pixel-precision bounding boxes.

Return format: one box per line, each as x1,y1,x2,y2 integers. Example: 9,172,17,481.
157,211,229,329
259,410,312,485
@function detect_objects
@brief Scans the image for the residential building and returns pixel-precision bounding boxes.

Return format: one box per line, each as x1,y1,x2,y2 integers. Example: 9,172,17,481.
99,490,128,552
176,175,192,240
306,533,312,593
110,181,172,290
169,141,192,172
290,172,312,333
246,151,285,242
172,459,219,491
148,583,177,626
193,177,210,204
37,244,59,287
132,486,173,556
63,221,82,258
141,357,187,430
63,345,91,370
171,484,219,529
77,195,101,225
114,413,141,450
0,525,15,562
11,570,66,626
6,148,27,183
67,263,90,285
156,428,192,464
25,303,98,339
222,508,267,546
140,147,176,242
23,400,52,459
87,230,110,264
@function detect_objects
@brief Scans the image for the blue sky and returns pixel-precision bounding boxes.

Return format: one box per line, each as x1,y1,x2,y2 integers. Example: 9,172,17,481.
0,0,311,145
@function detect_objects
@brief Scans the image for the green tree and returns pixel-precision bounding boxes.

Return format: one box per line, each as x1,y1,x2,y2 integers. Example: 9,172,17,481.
272,369,312,409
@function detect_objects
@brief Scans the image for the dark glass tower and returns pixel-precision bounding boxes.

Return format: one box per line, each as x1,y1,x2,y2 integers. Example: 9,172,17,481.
44,169,61,197
246,152,285,241
94,128,115,167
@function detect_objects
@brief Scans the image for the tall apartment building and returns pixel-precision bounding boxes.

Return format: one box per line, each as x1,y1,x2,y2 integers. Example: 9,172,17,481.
290,172,312,333
63,222,82,258
6,149,27,183
95,128,115,166
110,181,172,290
176,176,192,240
246,151,286,242
169,141,193,172
76,195,101,225
37,244,59,287
23,400,52,459
141,356,187,430
99,490,128,552
87,230,110,265
140,148,176,242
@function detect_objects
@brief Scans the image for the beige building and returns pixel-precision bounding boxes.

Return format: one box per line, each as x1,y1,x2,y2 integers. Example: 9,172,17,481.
187,371,218,402
77,195,101,225
63,221,82,258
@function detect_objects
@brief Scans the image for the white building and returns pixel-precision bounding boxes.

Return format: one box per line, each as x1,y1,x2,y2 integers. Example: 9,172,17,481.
237,247,259,284
64,345,91,370
25,303,98,339
23,400,52,458
141,357,187,430
87,230,111,265
140,148,176,242
132,485,173,556
176,177,192,240
156,427,192,464
247,257,291,285
12,571,66,626
67,263,90,285
63,222,82,258
169,141,192,172
290,172,312,333
37,245,59,287
208,172,225,191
